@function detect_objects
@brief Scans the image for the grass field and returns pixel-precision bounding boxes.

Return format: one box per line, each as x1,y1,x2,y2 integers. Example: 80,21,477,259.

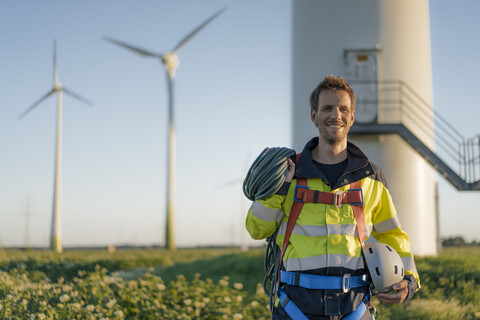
0,246,479,319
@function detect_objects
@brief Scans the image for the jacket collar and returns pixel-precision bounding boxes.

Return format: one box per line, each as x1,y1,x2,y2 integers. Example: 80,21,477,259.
295,137,374,189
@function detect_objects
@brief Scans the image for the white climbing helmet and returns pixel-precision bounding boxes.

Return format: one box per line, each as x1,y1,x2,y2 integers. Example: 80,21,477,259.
362,242,404,294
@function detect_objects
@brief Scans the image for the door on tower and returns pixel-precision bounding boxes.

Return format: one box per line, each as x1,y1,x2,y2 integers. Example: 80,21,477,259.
344,49,379,124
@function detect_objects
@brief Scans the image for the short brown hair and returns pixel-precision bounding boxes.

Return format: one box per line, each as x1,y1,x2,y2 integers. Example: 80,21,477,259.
309,75,356,111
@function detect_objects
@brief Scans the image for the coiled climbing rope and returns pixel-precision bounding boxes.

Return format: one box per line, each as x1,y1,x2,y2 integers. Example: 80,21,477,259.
242,147,296,201
264,230,280,313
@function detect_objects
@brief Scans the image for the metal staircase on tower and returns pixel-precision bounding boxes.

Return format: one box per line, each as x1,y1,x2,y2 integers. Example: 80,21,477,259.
349,80,480,191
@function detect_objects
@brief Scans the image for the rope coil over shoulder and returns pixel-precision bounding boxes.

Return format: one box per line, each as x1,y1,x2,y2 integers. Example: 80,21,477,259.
243,147,296,201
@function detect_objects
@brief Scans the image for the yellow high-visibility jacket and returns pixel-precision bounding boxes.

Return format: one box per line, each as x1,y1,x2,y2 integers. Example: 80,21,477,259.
246,138,420,316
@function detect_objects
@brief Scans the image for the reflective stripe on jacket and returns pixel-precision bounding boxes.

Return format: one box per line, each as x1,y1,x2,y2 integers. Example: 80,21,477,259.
246,137,420,315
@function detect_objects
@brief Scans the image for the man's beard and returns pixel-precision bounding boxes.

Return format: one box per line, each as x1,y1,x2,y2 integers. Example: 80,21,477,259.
324,133,345,145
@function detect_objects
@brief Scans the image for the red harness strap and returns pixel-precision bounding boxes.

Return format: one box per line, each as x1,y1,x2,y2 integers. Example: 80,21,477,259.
276,163,366,286
276,177,307,286
294,185,363,207
350,180,366,246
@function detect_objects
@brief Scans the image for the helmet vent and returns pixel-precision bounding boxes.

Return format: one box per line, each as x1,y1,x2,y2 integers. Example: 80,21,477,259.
386,246,393,252
402,268,404,277
369,248,374,254
375,267,380,276
394,266,398,274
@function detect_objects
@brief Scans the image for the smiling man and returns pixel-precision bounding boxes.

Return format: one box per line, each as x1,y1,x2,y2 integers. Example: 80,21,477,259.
246,75,419,319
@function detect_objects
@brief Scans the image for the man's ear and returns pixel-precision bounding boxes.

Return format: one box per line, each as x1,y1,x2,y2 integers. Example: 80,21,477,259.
310,109,318,127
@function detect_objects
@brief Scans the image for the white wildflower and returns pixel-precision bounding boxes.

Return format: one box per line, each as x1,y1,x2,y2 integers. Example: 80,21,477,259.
71,302,82,310
62,284,73,293
256,283,264,295
219,279,229,286
233,283,243,290
114,310,124,318
106,299,117,308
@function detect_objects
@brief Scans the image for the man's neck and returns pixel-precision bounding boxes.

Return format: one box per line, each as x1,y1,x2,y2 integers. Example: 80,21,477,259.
312,139,348,164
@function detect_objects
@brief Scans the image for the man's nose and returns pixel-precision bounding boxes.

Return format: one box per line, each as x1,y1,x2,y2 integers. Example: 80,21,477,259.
331,106,341,119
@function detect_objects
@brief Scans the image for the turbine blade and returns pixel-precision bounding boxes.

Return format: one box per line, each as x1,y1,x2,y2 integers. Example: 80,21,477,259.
62,87,94,106
172,7,227,53
103,36,160,58
216,179,242,189
53,39,58,85
18,89,55,120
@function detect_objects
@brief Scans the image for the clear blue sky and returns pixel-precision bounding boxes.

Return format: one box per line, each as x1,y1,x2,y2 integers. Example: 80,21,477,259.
0,0,479,248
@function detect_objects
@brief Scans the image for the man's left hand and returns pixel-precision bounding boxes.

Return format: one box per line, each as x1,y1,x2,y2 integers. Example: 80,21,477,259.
376,280,408,304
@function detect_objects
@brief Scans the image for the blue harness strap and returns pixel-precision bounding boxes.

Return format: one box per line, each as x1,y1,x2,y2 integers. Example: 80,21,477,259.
344,301,368,320
280,271,368,292
277,287,310,320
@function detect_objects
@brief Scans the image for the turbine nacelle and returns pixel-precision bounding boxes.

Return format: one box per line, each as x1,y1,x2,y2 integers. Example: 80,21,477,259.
162,52,179,78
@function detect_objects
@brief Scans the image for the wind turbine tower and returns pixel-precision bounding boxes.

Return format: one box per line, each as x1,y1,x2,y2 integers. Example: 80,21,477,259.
104,8,226,250
19,41,93,253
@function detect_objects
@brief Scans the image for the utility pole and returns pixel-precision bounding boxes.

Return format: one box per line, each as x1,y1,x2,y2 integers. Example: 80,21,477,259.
24,195,31,248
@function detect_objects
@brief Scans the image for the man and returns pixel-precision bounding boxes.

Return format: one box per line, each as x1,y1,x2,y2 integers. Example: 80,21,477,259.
246,75,419,319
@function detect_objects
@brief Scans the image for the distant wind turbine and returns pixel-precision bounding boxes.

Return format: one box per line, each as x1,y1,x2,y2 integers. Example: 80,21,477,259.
19,40,93,253
104,8,226,251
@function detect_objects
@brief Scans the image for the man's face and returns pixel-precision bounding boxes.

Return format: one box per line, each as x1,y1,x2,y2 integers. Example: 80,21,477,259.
310,90,355,145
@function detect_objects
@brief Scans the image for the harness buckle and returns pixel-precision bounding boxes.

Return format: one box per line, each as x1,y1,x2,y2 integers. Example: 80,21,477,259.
294,185,309,202
334,190,344,208
349,188,364,205
342,273,351,293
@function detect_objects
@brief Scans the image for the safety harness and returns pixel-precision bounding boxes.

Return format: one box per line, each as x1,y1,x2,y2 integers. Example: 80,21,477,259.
274,154,373,320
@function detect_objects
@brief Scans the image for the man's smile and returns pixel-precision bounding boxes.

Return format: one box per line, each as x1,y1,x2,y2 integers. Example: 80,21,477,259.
326,122,344,129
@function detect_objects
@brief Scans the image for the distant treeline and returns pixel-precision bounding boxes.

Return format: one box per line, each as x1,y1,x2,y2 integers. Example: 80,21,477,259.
442,236,479,247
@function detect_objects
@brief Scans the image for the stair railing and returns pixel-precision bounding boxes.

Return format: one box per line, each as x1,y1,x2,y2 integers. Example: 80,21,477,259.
350,80,479,183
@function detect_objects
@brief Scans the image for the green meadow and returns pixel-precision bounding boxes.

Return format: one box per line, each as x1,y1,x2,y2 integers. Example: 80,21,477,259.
0,246,479,319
